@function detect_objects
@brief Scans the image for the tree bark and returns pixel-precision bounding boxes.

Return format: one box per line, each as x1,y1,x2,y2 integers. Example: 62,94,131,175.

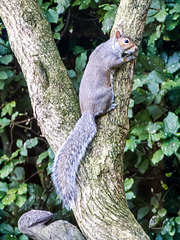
0,0,151,239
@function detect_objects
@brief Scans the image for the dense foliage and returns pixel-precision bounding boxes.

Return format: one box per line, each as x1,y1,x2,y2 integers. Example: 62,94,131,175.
0,0,179,239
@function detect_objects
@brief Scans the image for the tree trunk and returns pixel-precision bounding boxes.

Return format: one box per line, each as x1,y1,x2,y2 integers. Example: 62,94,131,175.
0,0,151,239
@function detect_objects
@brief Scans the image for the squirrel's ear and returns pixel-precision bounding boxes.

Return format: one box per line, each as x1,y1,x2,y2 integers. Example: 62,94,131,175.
115,30,122,41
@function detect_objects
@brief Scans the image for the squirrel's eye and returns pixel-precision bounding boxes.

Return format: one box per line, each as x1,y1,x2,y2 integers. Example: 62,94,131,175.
124,39,129,44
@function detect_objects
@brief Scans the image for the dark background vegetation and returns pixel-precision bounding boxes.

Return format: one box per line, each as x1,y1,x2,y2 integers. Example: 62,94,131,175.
0,0,180,239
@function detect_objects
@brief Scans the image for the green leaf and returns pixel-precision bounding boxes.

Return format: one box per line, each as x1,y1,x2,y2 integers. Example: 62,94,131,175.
148,105,164,121
28,183,43,196
67,70,76,78
19,235,29,240
149,215,160,228
0,81,5,90
1,101,16,117
151,149,164,164
166,52,180,74
75,52,87,73
18,183,27,195
0,117,10,128
146,70,164,84
12,167,25,181
16,139,23,148
25,137,38,149
124,136,140,152
55,0,70,14
175,216,180,225
37,151,48,164
20,147,28,156
0,71,8,80
2,192,16,205
151,131,166,142
0,223,14,234
124,178,134,192
53,32,61,40
73,46,86,55
0,182,8,192
155,9,168,22
11,111,19,121
101,5,117,34
0,38,9,55
146,122,162,134
125,191,136,200
158,208,167,218
0,54,13,65
161,137,180,156
45,9,59,23
131,125,148,141
15,195,27,208
139,159,149,174
163,112,180,135
0,163,14,179
137,206,149,220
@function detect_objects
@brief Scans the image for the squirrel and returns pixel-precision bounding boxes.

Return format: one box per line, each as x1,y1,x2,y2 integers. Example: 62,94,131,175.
52,30,138,210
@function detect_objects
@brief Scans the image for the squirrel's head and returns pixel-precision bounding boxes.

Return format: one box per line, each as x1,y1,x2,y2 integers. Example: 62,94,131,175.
114,30,138,56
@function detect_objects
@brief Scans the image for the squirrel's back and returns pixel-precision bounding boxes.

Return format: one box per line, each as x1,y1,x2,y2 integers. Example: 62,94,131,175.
52,113,97,209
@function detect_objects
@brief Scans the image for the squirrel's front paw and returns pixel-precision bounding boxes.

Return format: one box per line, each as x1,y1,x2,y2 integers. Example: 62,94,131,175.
123,55,136,63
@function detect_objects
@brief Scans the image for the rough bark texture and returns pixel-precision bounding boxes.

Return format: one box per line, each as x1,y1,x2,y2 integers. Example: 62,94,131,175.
0,0,151,239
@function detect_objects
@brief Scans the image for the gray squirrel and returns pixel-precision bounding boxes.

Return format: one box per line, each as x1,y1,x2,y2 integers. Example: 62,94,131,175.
52,31,138,209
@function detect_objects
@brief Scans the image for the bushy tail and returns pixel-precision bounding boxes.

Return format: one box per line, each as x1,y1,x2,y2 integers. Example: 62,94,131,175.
52,113,97,209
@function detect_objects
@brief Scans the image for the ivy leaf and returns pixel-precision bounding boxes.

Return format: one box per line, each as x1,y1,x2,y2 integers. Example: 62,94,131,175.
55,0,70,14
175,216,180,225
124,136,139,152
0,71,8,80
16,139,23,148
124,178,134,192
0,223,14,234
166,52,180,74
139,159,149,174
148,105,164,121
100,4,117,34
0,163,14,179
149,215,160,228
146,122,162,134
0,182,8,192
37,151,48,164
19,235,29,240
163,112,180,135
1,101,16,117
158,208,167,218
125,191,136,200
15,195,27,208
151,149,164,165
12,167,25,181
137,206,149,220
18,183,27,195
155,9,168,22
20,146,28,156
45,9,59,23
161,137,180,156
0,117,10,128
75,52,87,73
2,192,16,205
0,54,13,65
25,137,38,149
